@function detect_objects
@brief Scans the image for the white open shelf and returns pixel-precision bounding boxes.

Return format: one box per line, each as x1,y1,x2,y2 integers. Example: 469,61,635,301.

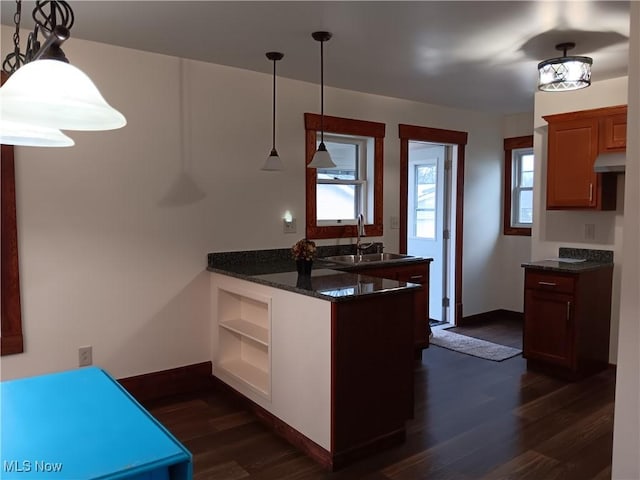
218,358,270,396
216,286,272,400
220,318,268,346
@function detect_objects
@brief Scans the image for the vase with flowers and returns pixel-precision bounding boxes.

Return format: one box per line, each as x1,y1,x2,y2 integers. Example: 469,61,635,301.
292,238,316,275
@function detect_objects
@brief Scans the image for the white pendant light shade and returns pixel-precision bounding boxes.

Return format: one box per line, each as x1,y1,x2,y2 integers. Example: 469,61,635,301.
262,148,284,171
0,59,126,131
0,119,74,147
308,142,336,168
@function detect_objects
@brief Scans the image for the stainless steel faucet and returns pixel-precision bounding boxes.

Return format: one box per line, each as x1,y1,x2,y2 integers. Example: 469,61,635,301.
356,213,374,254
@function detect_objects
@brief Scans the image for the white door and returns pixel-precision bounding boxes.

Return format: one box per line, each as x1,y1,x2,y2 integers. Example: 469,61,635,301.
407,142,450,323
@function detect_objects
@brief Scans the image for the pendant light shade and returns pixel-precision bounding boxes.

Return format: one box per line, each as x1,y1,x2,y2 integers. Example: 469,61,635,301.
0,59,126,131
0,119,74,147
262,51,284,171
538,42,592,92
308,31,336,169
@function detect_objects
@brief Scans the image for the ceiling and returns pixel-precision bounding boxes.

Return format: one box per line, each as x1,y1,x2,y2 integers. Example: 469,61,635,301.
0,1,631,114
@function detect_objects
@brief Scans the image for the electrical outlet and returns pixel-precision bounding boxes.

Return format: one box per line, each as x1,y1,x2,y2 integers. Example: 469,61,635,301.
585,223,596,241
390,216,399,230
283,218,297,234
79,346,92,367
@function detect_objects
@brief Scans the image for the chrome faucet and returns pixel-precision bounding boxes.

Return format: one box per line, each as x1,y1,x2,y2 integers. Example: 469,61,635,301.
356,213,374,255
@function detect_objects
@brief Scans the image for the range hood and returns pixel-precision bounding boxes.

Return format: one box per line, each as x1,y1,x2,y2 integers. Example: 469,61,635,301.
594,151,625,173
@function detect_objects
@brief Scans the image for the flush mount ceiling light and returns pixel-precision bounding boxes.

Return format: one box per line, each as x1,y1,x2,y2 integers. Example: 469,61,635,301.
262,51,285,171
307,31,336,169
0,0,126,147
538,42,592,92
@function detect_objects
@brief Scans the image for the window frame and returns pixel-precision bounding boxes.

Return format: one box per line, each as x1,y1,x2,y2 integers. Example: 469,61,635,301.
305,113,384,240
503,135,533,236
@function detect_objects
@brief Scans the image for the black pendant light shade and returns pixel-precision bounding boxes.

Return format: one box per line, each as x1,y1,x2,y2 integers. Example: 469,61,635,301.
538,42,592,92
262,51,285,171
308,31,336,169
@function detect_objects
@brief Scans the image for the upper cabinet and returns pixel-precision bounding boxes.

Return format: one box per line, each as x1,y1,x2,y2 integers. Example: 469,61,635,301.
544,105,626,210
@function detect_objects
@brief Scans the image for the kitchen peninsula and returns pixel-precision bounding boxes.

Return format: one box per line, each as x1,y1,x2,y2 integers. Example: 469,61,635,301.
208,248,424,470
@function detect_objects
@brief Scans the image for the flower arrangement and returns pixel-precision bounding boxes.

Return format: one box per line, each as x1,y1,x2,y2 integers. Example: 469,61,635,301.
291,238,317,261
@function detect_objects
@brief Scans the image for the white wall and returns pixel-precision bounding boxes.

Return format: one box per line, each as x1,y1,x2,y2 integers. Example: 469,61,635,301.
532,76,627,363
612,2,640,477
500,113,535,312
1,29,521,380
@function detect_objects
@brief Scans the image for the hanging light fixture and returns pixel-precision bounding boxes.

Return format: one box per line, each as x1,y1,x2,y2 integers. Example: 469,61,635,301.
307,31,336,169
0,1,126,147
538,42,592,92
261,51,284,171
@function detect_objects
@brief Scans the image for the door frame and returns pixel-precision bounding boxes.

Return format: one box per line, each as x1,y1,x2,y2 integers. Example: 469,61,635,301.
398,124,468,325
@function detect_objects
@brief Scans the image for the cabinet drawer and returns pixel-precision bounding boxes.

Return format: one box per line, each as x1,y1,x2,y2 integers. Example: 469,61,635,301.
525,271,575,294
395,264,428,284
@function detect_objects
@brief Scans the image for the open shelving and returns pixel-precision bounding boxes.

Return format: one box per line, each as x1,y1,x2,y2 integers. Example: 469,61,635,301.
216,287,271,399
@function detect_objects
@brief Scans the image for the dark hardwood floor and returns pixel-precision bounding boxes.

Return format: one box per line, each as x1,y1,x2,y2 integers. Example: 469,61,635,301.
147,321,614,479
448,313,524,349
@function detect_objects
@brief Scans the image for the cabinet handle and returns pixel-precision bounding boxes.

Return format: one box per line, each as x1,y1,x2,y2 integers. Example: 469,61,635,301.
589,183,593,203
538,281,557,287
409,275,424,281
566,301,571,321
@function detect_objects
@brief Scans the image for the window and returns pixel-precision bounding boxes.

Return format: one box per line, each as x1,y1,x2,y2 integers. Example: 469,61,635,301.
503,136,534,236
316,134,370,222
412,163,437,239
305,113,384,240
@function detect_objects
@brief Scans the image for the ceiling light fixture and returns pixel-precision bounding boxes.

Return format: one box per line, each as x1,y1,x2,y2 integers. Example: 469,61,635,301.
538,42,592,92
0,0,126,147
307,31,336,169
262,51,284,171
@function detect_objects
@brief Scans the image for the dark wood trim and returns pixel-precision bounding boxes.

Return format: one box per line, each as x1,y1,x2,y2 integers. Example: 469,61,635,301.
459,309,524,327
305,113,385,240
542,104,627,123
1,143,24,356
211,375,334,470
503,135,533,236
398,124,468,326
118,362,214,404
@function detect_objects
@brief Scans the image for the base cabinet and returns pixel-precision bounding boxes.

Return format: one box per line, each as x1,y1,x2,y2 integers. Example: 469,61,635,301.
346,260,431,351
523,267,613,379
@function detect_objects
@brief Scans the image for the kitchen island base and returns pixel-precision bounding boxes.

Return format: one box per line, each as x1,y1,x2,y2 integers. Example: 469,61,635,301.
211,271,417,470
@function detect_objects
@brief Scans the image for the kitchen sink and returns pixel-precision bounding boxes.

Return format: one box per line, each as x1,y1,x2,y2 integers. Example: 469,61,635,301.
323,252,415,265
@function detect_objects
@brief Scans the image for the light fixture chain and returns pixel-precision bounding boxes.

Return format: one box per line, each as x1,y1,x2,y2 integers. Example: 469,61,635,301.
13,0,21,54
320,38,324,144
272,58,277,149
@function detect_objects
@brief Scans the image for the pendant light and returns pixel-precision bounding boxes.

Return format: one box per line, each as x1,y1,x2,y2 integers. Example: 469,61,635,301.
538,42,592,92
307,31,336,169
0,0,126,145
262,51,284,171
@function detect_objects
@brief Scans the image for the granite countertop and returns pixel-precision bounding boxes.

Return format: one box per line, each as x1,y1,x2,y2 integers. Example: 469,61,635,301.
207,248,423,302
521,247,614,273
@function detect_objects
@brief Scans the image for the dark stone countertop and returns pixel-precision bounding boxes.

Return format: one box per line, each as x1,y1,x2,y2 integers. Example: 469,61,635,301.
207,248,425,302
521,247,614,273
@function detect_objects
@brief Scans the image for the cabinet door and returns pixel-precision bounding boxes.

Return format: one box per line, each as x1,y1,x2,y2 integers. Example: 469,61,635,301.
599,113,627,152
523,289,574,368
546,117,599,208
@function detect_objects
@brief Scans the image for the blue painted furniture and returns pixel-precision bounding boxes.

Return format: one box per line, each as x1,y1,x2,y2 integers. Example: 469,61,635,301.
1,367,192,479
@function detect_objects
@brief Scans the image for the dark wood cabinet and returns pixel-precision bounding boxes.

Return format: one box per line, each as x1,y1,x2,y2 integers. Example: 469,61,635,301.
346,260,431,352
543,105,626,211
523,266,613,380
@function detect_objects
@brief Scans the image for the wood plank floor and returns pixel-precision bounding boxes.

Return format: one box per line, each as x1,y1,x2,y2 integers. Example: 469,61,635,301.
147,321,614,479
448,314,524,349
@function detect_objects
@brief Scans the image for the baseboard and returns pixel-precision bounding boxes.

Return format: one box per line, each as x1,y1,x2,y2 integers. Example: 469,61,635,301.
210,375,333,469
458,309,523,326
118,361,213,404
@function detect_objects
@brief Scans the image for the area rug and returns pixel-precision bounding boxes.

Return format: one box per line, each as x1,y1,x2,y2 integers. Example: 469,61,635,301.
430,327,522,362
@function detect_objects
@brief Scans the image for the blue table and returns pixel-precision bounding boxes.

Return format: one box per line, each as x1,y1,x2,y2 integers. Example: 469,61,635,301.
1,367,192,479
